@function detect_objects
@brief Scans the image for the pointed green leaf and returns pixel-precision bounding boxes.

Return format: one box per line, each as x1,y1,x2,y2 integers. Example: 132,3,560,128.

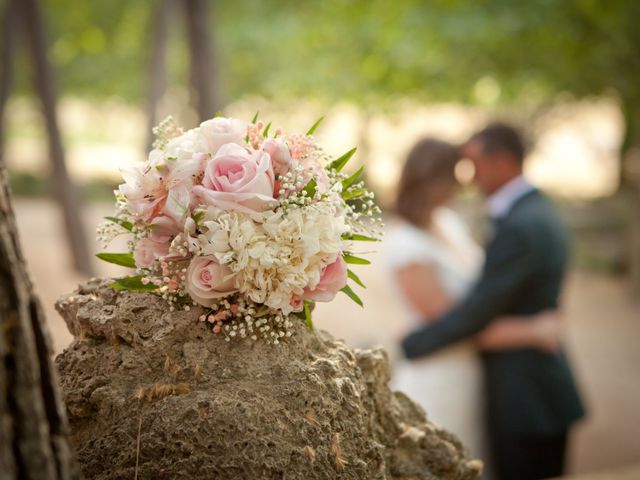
341,285,363,307
342,188,367,201
306,116,325,136
328,147,357,172
104,216,133,232
342,233,379,242
303,179,317,197
110,275,158,292
347,269,366,288
96,252,136,268
343,253,371,265
263,121,272,137
342,165,364,190
303,300,314,331
214,111,224,118
251,111,259,123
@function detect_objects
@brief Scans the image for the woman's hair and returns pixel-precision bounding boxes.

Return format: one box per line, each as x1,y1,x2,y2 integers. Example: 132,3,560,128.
395,138,459,228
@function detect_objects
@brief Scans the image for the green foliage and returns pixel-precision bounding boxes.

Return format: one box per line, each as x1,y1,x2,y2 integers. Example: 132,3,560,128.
347,269,366,288
340,284,363,307
110,275,158,292
328,148,357,172
303,300,314,331
342,165,364,190
342,253,371,265
305,116,325,136
14,1,639,119
96,252,136,268
104,216,133,231
342,233,379,243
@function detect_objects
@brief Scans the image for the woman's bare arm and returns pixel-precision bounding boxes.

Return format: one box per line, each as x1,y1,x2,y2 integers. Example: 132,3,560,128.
395,262,563,352
394,263,452,322
475,310,563,352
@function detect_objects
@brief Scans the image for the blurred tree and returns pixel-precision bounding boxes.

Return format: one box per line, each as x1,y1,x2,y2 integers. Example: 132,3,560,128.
1,0,93,276
11,0,640,287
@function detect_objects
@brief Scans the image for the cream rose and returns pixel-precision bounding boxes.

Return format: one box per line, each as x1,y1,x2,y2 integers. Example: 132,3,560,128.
185,255,237,306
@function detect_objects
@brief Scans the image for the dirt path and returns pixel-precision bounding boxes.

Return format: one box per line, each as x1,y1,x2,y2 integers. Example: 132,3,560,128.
13,199,640,475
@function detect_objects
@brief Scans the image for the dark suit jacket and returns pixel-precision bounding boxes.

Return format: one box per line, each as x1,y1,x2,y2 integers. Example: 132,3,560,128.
401,189,585,435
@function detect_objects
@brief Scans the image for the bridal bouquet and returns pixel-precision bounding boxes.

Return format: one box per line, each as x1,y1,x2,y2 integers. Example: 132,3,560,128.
97,114,381,342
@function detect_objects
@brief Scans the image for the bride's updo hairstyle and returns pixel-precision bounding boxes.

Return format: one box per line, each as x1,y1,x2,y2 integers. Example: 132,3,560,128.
395,138,459,228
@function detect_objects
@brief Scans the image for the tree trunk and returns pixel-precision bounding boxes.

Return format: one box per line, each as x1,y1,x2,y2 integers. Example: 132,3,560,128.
0,164,80,479
145,0,173,153
184,0,219,121
17,0,93,276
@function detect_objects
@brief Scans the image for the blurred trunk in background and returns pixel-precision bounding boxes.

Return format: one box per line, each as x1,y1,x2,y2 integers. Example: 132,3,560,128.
0,0,93,276
184,0,220,121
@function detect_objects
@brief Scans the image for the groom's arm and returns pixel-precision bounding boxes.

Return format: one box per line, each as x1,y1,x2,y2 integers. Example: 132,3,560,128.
402,222,535,359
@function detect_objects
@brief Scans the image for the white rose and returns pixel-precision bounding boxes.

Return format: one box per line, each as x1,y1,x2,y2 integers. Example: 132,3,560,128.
199,117,247,155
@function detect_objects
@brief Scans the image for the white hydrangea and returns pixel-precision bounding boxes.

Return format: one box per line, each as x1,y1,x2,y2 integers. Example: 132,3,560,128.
197,200,348,313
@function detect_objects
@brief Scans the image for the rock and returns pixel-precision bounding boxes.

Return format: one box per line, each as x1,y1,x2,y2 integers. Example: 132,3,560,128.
54,279,482,480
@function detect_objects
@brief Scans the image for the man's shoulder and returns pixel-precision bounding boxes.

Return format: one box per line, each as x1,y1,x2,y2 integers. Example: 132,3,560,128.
504,189,567,240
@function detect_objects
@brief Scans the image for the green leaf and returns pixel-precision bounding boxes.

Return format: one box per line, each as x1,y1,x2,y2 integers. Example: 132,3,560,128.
193,210,206,224
214,111,224,118
303,300,314,331
251,111,259,123
104,216,133,232
342,233,379,242
303,179,317,197
343,253,371,265
306,116,325,136
110,275,158,292
263,121,272,137
328,147,357,172
342,188,367,201
96,252,136,268
341,285,363,307
341,165,364,190
347,269,366,288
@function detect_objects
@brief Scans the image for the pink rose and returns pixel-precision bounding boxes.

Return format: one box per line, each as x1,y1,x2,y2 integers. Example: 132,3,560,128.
303,256,348,303
193,143,276,213
262,139,294,176
199,117,247,155
133,237,170,268
185,256,237,306
132,215,182,268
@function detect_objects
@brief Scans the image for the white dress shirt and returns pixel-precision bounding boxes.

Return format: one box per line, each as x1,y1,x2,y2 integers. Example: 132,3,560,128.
486,175,535,219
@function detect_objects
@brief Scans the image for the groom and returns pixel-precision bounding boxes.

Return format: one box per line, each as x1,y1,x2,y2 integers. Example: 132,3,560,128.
401,123,585,480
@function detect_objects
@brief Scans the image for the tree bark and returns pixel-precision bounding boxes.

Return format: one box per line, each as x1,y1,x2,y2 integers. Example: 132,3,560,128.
145,0,173,153
0,164,80,479
184,0,219,121
17,0,93,276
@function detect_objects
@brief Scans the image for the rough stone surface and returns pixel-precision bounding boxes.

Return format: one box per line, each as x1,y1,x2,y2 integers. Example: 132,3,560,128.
54,279,483,480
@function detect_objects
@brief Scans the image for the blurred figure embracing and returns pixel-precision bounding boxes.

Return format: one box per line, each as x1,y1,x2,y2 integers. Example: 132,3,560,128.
388,123,585,480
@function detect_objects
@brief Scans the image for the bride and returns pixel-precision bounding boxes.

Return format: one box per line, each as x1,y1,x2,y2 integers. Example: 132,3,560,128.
385,138,559,468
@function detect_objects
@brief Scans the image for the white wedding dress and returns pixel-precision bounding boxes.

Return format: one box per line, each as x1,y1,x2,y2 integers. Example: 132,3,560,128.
385,207,486,461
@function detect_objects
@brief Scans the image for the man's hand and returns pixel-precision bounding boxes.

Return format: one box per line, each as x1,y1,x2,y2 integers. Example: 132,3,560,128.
476,310,563,353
